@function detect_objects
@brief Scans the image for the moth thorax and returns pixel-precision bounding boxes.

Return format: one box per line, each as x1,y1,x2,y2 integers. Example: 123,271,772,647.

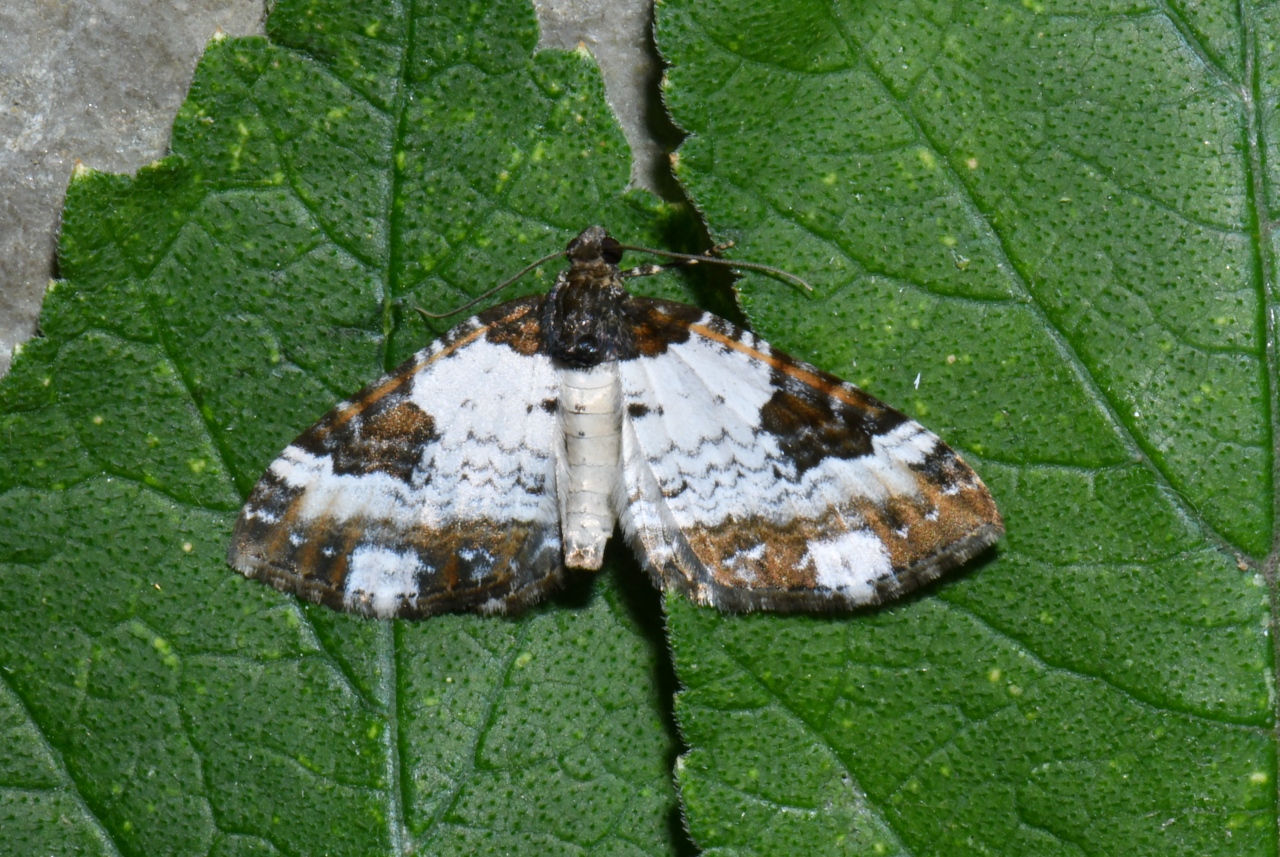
557,362,622,570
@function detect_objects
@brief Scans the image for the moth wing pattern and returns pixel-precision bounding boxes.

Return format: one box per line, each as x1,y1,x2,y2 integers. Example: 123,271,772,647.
616,298,1003,611
228,296,566,618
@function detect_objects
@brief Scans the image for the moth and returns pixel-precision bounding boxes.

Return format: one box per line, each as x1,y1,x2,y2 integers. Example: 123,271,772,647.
228,226,1002,617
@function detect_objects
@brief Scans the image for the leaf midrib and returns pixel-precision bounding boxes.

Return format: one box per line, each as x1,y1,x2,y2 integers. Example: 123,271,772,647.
98,4,426,848
356,0,418,846
1236,4,1280,848
380,0,415,377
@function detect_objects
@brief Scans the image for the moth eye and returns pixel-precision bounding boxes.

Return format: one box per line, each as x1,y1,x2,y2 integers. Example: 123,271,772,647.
600,237,623,265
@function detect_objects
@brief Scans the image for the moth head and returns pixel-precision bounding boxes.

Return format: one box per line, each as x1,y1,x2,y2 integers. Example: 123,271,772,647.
566,225,624,266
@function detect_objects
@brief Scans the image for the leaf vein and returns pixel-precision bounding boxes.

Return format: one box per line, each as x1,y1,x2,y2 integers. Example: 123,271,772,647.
226,81,388,271
1157,0,1245,89
706,641,918,856
413,621,534,851
936,596,1269,729
0,668,125,856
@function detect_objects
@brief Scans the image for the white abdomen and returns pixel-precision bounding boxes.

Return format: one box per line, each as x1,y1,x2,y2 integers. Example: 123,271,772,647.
557,363,621,569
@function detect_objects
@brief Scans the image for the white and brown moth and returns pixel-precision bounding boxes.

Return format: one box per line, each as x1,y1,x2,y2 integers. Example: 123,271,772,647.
229,226,1002,617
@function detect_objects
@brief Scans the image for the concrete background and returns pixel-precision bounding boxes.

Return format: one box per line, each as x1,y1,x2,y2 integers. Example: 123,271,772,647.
0,0,675,378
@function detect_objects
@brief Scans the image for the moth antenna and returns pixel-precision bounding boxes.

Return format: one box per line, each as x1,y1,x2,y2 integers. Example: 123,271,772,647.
414,248,566,320
614,242,815,295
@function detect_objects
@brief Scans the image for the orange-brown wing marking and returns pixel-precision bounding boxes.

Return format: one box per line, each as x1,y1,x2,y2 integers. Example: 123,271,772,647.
228,295,567,618
617,300,1002,612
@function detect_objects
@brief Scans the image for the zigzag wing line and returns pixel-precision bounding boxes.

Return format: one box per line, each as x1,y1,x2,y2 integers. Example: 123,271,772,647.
617,302,1002,611
229,296,567,618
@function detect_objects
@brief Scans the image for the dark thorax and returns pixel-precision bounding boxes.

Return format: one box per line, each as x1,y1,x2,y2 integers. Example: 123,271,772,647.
541,225,633,367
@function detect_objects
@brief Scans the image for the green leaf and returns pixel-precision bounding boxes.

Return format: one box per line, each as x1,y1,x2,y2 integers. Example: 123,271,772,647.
0,1,694,853
656,1,1275,855
3,0,1277,854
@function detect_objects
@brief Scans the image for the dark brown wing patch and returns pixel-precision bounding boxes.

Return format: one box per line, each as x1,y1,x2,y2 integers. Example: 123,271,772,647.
619,297,705,358
228,295,563,618
231,511,563,618
618,309,1003,612
655,448,1002,612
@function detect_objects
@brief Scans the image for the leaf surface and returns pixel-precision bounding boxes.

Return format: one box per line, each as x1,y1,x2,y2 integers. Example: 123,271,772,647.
656,1,1276,854
0,0,693,853
2,0,1277,855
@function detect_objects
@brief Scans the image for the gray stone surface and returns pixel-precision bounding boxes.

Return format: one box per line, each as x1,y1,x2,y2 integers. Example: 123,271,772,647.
0,0,264,377
0,0,672,378
534,0,682,198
